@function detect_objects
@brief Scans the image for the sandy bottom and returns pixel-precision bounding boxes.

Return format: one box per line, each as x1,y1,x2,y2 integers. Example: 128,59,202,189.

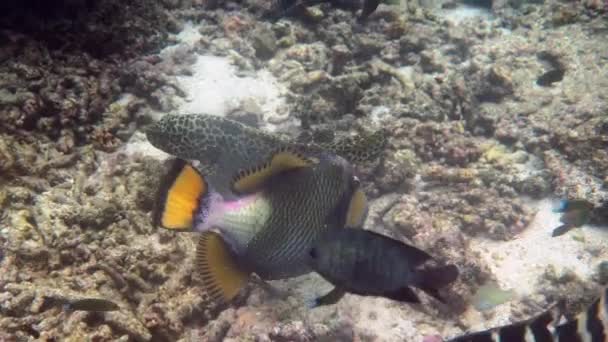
471,198,607,296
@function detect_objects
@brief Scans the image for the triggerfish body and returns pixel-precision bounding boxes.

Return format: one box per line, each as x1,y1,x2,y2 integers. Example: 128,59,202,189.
307,228,459,307
447,286,608,342
151,147,375,306
147,114,386,305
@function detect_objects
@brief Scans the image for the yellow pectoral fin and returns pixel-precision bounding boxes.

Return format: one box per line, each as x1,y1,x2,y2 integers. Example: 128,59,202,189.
153,158,208,231
231,147,316,194
345,189,368,228
196,231,250,304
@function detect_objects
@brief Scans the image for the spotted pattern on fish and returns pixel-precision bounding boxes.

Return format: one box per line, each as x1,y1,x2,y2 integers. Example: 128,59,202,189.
146,113,286,171
147,114,293,197
315,128,388,164
146,113,386,196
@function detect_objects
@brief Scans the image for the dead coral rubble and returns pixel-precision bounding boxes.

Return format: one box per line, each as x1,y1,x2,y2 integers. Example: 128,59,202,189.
0,0,182,151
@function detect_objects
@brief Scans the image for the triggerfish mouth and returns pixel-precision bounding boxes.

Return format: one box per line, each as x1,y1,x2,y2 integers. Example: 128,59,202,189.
146,113,385,305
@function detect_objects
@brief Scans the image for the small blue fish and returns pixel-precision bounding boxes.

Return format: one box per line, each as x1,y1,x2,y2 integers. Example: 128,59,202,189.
551,199,595,237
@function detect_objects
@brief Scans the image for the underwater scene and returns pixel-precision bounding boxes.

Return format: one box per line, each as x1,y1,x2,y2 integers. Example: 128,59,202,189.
0,0,607,341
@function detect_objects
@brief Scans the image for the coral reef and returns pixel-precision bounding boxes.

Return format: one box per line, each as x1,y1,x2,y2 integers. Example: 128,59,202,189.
1,0,607,340
0,0,186,152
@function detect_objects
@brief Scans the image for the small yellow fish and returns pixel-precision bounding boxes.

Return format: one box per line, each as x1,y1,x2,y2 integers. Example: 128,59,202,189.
470,281,516,312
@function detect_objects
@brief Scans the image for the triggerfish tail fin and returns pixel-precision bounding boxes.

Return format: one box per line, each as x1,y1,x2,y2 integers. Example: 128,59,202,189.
345,189,368,228
231,147,316,195
196,231,250,304
154,158,209,231
416,264,459,303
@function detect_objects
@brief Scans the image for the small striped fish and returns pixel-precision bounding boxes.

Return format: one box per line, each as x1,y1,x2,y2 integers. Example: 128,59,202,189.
448,287,608,342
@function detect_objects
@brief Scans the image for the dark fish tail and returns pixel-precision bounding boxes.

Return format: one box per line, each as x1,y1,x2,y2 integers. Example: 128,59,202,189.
416,264,459,303
384,286,422,304
552,224,575,237
359,0,381,20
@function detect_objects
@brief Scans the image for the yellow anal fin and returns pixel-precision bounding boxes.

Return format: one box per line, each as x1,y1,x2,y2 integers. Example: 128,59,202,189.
231,147,316,194
345,189,368,228
196,231,249,304
153,158,207,231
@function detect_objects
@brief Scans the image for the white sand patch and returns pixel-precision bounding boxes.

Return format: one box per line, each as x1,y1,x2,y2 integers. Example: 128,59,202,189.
175,21,203,45
163,21,290,126
121,131,171,160
123,21,291,157
445,198,608,335
469,198,608,296
174,55,288,123
440,5,493,25
159,21,203,57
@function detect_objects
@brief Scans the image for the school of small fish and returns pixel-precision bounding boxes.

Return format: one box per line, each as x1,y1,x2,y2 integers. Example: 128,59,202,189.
146,113,608,341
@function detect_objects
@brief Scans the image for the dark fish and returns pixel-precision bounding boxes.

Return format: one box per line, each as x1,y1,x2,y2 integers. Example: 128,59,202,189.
536,69,565,87
447,286,608,342
307,228,459,307
359,0,381,20
63,298,120,312
552,199,595,237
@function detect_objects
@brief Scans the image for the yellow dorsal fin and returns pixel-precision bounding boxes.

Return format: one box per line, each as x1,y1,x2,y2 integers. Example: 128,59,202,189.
231,147,316,194
345,189,368,228
196,231,250,304
153,158,208,231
